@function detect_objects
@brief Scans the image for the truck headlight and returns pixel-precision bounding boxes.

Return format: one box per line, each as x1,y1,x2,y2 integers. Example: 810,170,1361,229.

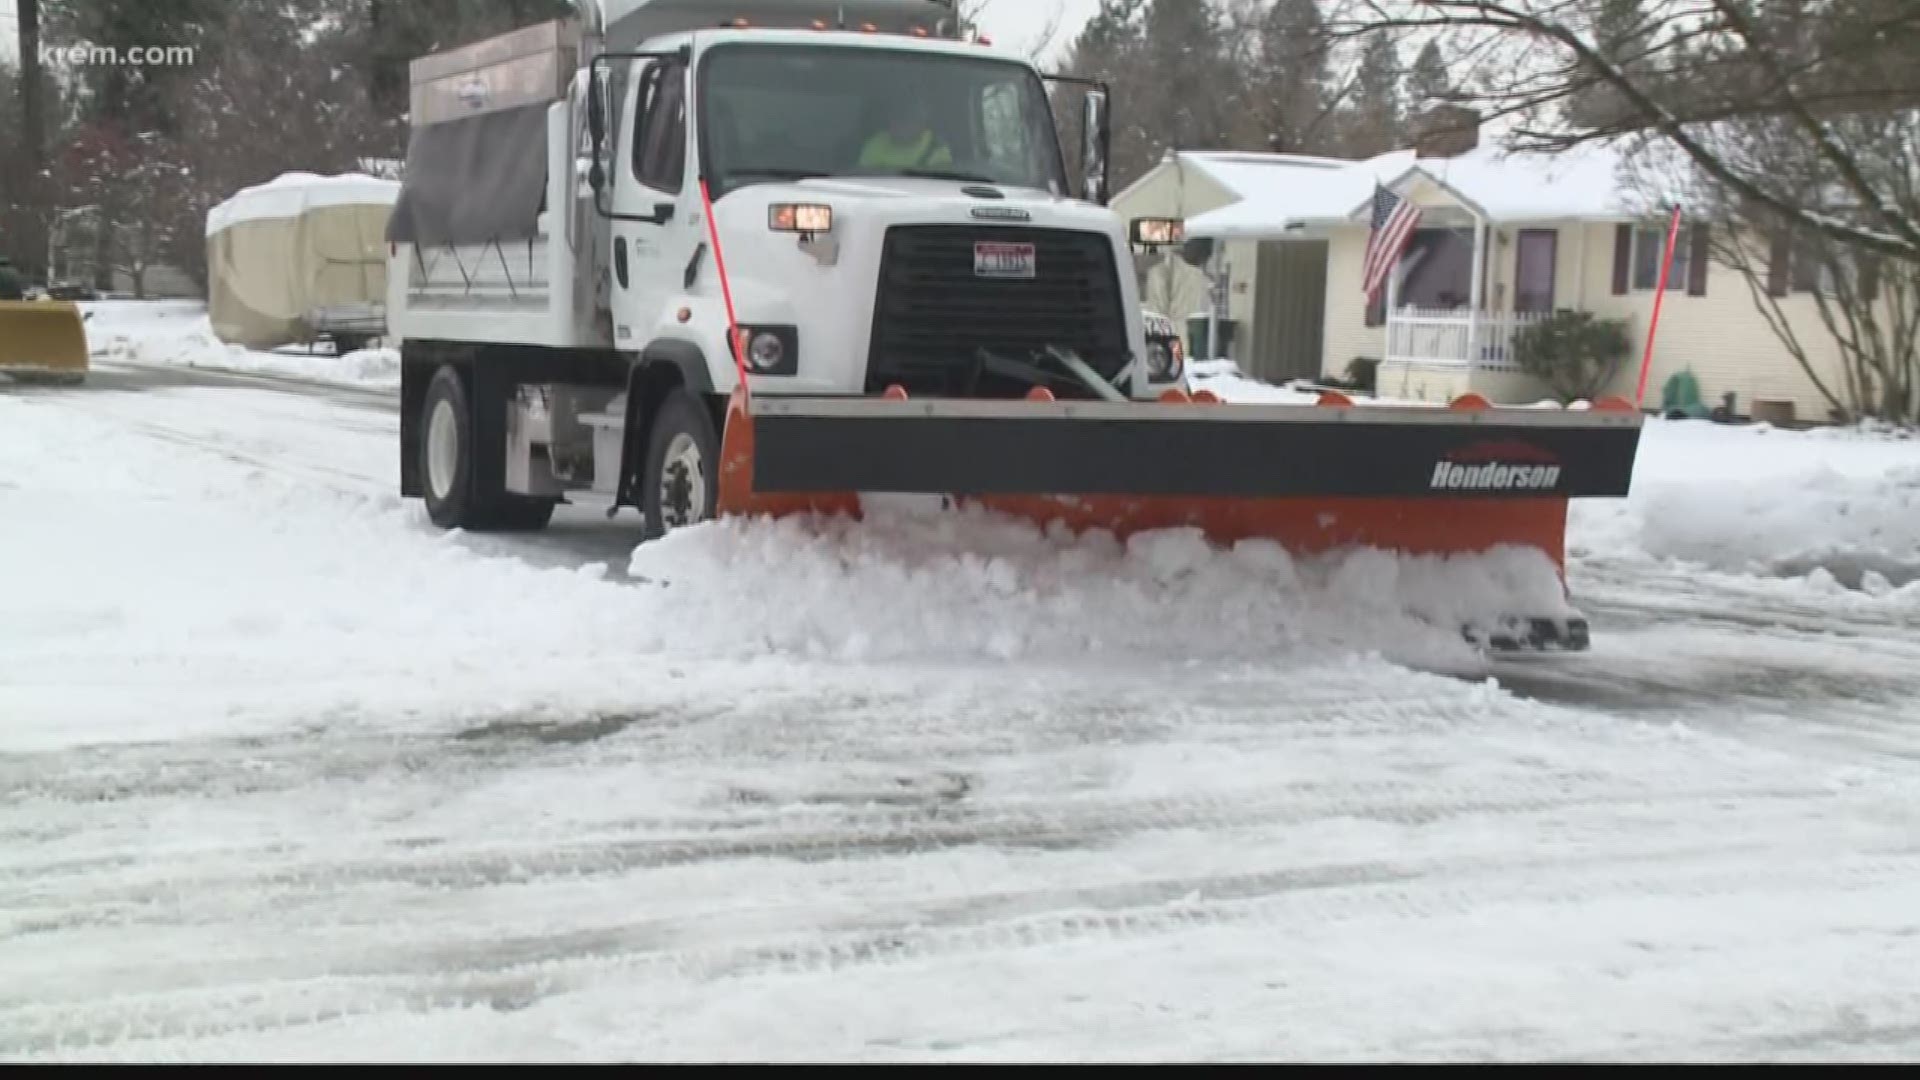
735,325,798,376
748,331,784,371
1146,339,1182,381
769,204,832,233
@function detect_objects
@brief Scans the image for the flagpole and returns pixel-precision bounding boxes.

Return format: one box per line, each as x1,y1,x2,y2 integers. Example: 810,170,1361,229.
1635,203,1684,409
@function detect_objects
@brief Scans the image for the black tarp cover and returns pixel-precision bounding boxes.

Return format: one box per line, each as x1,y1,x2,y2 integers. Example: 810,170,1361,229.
386,103,550,246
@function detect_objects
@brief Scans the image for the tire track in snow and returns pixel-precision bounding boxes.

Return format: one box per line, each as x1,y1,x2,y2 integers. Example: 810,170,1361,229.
9,844,1919,1057
1571,558,1920,640
1,775,1844,914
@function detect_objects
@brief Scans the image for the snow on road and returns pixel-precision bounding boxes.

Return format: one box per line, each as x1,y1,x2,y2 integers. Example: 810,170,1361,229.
4,363,1920,1061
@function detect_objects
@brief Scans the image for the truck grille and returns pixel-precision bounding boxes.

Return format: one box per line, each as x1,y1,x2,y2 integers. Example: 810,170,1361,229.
867,225,1130,398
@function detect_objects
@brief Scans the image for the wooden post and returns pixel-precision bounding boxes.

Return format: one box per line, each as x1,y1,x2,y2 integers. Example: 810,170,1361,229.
1467,214,1486,366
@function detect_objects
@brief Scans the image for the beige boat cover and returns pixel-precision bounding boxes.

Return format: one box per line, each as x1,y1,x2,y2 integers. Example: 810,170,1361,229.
205,173,400,350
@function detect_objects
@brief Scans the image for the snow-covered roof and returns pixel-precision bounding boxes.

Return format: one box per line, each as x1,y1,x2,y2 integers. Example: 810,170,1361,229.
205,172,402,236
1185,141,1641,240
1403,141,1640,222
1181,150,1415,239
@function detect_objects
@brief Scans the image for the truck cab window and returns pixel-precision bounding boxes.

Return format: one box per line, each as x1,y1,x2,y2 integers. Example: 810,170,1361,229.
979,83,1035,178
632,63,687,194
699,44,1067,197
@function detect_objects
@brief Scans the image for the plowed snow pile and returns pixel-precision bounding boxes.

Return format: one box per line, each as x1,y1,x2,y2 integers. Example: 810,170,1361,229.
1570,418,1920,593
629,509,1571,663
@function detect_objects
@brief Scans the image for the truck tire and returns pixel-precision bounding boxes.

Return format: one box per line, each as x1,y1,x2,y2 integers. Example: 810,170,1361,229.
419,364,556,531
641,389,719,540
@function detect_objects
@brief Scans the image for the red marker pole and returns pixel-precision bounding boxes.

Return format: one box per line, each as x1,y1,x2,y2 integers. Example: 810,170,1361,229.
698,178,750,393
1635,203,1684,409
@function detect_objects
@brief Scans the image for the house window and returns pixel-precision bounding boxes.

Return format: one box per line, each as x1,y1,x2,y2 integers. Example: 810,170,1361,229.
1514,229,1557,313
1631,224,1688,290
1765,231,1878,299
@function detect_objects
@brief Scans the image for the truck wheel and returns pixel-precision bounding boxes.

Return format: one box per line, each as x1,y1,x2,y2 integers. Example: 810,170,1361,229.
641,389,719,539
420,364,555,531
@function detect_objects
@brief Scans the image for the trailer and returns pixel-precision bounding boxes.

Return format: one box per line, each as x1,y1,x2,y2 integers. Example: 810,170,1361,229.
207,171,401,354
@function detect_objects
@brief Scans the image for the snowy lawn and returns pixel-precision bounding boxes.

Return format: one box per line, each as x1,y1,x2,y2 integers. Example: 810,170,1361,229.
1569,418,1920,592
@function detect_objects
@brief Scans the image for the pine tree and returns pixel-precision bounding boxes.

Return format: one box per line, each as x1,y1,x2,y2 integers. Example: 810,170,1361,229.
1408,40,1450,112
1141,0,1228,157
1565,0,1651,130
1058,0,1156,186
1343,32,1404,156
1251,0,1332,153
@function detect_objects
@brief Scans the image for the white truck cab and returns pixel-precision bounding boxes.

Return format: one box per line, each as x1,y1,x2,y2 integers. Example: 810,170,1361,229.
387,0,1182,534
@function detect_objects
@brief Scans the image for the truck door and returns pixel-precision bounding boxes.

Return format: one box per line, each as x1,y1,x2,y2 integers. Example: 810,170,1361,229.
610,58,693,349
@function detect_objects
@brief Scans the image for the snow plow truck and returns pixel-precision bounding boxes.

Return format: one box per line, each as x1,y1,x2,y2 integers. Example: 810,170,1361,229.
384,0,1645,652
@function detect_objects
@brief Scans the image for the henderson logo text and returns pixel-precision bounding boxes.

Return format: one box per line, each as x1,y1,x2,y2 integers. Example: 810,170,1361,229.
1430,461,1563,491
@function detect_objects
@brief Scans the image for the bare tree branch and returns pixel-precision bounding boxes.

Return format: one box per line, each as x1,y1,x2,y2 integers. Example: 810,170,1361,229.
1329,0,1920,263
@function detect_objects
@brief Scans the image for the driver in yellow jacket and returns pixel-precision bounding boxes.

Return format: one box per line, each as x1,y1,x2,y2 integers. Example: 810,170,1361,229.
859,97,953,170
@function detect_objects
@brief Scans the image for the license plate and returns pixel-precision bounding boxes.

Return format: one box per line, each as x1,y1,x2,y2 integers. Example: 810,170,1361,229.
974,241,1036,279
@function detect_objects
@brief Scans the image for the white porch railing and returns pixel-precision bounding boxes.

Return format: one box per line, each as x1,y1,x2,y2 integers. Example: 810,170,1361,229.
1384,308,1550,372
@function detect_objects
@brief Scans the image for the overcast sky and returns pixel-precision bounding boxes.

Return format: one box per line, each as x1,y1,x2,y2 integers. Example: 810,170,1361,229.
974,0,1099,63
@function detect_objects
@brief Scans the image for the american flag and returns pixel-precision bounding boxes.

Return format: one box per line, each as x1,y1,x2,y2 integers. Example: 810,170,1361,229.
1362,183,1421,301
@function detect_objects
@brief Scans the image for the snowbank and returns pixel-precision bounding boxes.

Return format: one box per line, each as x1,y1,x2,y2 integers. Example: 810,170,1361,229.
81,299,400,389
1185,359,1321,403
1570,418,1920,591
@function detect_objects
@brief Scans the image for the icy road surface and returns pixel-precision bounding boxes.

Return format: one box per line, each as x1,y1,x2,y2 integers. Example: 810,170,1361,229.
4,357,1920,1061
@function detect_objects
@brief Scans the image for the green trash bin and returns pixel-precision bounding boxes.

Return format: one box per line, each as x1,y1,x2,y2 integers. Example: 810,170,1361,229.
1661,369,1709,419
1186,316,1238,360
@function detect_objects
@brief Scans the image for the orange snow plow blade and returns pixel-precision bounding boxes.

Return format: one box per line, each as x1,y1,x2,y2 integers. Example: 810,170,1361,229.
716,387,1643,649
0,300,89,384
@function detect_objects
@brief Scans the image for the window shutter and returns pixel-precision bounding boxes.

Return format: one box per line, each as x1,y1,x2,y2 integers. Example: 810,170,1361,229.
1790,238,1823,293
1611,223,1631,295
1860,253,1881,303
1686,224,1709,296
1766,233,1790,297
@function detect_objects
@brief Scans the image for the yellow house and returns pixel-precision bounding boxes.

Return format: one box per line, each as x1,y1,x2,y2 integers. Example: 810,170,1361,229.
1112,148,1410,382
1116,140,1874,423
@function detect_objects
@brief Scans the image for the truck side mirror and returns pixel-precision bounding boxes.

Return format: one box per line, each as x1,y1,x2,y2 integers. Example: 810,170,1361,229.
587,65,606,150
1081,88,1110,206
1130,217,1184,248
586,62,608,196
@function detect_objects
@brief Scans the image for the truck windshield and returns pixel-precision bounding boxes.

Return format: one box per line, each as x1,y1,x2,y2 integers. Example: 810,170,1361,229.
699,43,1069,197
